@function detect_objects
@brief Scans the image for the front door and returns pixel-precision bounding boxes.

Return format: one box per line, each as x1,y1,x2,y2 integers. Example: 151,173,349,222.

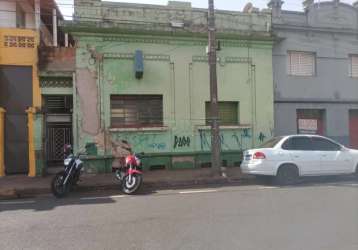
44,96,73,169
0,66,32,174
284,136,321,176
311,137,352,174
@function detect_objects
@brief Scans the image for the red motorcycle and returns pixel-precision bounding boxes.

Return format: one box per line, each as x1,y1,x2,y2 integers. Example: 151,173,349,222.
115,149,144,195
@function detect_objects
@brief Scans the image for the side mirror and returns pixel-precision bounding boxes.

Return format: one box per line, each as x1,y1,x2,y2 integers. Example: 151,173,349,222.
341,147,348,152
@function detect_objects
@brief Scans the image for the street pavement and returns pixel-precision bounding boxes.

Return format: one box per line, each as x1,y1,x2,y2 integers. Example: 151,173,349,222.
0,177,357,250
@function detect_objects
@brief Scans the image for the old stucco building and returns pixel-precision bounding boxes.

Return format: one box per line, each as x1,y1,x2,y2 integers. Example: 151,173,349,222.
62,0,275,172
270,0,358,148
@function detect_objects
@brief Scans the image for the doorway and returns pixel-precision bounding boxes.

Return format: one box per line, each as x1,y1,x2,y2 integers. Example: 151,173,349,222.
44,95,73,169
0,66,32,174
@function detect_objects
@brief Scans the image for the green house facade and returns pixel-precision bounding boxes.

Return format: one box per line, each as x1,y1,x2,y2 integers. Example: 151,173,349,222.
64,0,275,172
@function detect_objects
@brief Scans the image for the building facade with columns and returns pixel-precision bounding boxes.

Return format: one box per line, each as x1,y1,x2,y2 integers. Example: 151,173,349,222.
269,0,358,148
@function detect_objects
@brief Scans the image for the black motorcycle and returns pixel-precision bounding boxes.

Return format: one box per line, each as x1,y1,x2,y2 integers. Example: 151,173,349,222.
51,145,85,198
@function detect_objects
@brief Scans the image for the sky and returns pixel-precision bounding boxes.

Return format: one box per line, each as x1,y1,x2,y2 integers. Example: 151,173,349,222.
56,0,357,19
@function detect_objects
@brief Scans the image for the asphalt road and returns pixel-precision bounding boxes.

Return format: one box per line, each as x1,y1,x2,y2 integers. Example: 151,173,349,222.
1,177,358,250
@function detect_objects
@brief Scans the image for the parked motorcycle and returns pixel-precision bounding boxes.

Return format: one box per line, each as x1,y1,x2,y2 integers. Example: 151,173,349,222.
114,145,144,194
51,145,85,198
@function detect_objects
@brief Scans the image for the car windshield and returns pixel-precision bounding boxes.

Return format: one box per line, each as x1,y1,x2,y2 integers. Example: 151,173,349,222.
259,137,283,148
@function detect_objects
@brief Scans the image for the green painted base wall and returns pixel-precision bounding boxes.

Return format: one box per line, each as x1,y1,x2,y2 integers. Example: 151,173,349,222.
82,151,243,174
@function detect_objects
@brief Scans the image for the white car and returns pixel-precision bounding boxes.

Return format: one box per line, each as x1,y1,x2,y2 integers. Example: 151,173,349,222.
241,135,358,185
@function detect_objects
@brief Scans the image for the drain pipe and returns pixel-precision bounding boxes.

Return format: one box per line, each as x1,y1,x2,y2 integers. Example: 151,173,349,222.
34,0,40,30
52,8,57,47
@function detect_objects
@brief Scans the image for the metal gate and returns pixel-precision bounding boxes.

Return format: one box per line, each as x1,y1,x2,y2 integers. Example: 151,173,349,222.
46,123,72,166
0,66,32,174
44,95,73,167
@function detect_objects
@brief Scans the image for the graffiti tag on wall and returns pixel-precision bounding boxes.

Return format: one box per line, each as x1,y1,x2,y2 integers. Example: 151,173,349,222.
112,133,167,152
174,136,191,149
199,129,252,151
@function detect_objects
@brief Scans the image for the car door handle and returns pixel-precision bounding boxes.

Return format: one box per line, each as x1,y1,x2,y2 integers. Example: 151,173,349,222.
321,154,327,157
293,155,299,158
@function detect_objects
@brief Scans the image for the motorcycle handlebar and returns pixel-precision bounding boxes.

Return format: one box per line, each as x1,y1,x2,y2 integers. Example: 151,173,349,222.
77,152,88,158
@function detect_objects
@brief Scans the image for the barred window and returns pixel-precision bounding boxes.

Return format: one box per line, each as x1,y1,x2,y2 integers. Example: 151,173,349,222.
205,102,239,126
349,55,358,78
111,95,163,128
288,51,316,76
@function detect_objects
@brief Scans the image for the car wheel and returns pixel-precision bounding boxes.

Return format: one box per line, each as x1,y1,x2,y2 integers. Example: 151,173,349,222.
275,165,299,186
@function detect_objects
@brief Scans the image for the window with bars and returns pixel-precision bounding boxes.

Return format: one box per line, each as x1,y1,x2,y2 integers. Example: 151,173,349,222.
288,51,316,76
205,102,239,126
349,55,358,78
111,95,163,128
44,95,73,114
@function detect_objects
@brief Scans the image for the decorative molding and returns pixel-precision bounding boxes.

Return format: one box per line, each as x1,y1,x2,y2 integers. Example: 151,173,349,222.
103,53,133,59
40,77,73,88
192,55,209,62
145,54,171,61
102,35,207,46
103,53,171,61
192,55,252,64
225,57,252,64
221,40,250,48
3,35,35,48
273,23,358,36
103,36,170,45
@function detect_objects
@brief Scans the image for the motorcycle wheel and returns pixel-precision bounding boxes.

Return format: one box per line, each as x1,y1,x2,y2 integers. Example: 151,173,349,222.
51,171,69,198
70,171,81,190
122,174,142,195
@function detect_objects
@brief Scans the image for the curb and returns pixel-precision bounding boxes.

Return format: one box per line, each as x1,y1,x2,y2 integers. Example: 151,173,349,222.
0,176,255,200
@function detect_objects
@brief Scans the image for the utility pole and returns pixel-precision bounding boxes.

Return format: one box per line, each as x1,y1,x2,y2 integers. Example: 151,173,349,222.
208,0,221,175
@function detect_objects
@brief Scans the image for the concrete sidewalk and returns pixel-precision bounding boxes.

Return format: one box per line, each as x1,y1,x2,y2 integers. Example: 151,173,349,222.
0,168,253,199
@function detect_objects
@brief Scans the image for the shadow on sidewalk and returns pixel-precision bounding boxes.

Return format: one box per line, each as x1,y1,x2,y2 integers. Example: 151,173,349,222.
1,174,356,213
0,195,117,213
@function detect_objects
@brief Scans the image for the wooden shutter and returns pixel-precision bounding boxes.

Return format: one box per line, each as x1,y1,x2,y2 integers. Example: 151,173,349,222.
206,102,238,125
111,95,163,128
289,51,315,76
219,102,238,125
350,55,358,78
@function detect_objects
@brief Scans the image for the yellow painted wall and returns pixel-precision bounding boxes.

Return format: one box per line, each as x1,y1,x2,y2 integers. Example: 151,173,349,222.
0,28,41,108
0,28,41,176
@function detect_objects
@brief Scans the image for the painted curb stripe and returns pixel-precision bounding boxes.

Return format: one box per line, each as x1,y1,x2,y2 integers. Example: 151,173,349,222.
179,189,218,194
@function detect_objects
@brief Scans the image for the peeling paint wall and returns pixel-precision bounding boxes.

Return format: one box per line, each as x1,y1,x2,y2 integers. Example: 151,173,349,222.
72,35,274,168
70,1,274,170
76,68,100,136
